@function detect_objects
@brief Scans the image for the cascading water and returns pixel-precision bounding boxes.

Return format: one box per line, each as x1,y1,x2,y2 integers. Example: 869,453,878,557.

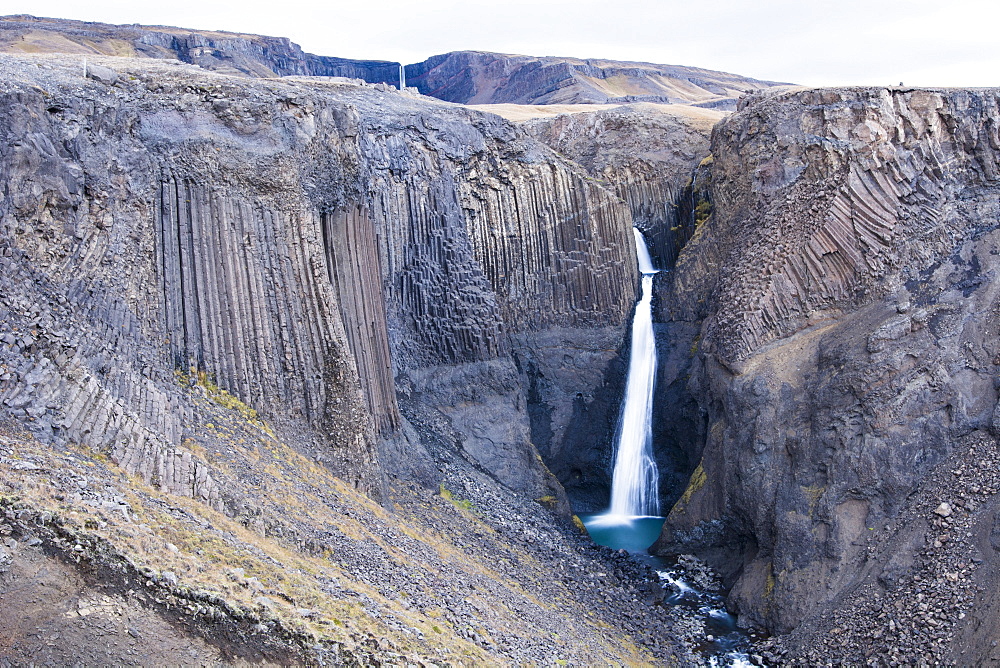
580,229,758,666
594,228,660,524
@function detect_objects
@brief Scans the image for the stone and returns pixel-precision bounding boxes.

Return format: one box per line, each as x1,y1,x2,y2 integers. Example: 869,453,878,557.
934,503,953,518
85,63,118,85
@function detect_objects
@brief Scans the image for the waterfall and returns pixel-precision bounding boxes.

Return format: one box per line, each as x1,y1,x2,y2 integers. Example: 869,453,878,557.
599,228,660,523
399,64,406,90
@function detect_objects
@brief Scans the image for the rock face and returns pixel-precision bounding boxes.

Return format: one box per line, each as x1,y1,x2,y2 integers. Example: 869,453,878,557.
523,103,723,273
0,14,401,81
519,103,722,508
653,86,1000,646
0,55,382,504
406,51,786,109
0,51,702,667
0,53,642,513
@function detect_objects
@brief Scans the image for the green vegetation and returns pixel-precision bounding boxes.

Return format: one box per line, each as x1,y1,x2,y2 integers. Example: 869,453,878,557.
694,198,712,227
679,462,707,506
439,484,478,514
535,495,558,509
176,367,275,437
801,484,826,516
764,569,775,599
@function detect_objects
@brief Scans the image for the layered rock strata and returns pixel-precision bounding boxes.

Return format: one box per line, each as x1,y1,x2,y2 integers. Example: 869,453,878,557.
406,51,785,109
0,14,400,81
0,16,788,110
653,86,1000,650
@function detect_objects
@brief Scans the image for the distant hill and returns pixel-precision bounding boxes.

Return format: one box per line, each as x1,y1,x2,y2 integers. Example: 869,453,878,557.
0,14,400,81
406,51,786,108
0,15,787,109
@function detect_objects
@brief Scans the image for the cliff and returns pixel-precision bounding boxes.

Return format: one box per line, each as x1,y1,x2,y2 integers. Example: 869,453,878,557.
653,85,1000,662
509,102,722,506
405,51,786,108
0,52,696,664
0,14,401,80
0,16,787,110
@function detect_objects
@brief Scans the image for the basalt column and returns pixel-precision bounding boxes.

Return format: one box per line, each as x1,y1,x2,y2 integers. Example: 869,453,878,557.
156,177,381,495
322,205,400,436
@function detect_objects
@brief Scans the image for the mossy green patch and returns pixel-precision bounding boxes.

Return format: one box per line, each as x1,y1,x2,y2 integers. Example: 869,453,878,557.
679,462,707,505
439,484,477,515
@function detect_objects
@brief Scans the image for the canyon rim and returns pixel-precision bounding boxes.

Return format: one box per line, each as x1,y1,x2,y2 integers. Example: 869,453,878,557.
1,13,999,666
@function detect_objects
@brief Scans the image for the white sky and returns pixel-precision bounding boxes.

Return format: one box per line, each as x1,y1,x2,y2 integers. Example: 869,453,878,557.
4,0,999,87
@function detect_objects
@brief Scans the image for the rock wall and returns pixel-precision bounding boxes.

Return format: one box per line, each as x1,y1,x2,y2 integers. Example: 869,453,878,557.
524,103,722,270
0,59,388,505
406,51,785,108
322,206,400,435
521,103,721,508
653,86,1000,636
342,102,639,499
0,54,644,515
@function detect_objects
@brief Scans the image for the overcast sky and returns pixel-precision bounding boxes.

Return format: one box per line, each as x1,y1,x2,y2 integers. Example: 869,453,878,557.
6,0,999,87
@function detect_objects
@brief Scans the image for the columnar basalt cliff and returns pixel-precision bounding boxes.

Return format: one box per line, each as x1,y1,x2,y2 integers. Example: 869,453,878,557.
0,61,384,504
0,53,701,665
0,52,644,508
514,102,722,506
653,86,1000,659
523,103,724,276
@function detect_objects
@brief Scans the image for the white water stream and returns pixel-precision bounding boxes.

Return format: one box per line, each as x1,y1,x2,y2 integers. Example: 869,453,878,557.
582,229,759,664
596,228,660,524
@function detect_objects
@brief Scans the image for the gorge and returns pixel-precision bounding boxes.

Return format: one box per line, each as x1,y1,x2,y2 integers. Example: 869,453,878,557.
1,14,1000,666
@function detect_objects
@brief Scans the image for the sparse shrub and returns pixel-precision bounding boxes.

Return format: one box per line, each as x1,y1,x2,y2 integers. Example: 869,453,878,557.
694,199,712,227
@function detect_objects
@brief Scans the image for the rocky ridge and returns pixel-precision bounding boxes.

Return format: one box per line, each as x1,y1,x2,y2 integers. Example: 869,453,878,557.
404,51,787,108
652,85,1000,660
0,16,788,110
0,14,400,80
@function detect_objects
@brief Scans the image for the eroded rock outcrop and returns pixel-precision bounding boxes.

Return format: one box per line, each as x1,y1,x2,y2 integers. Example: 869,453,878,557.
653,86,1000,649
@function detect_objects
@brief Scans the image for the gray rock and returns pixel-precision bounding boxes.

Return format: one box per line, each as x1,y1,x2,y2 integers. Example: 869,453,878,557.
653,86,1000,641
85,63,118,85
934,503,953,517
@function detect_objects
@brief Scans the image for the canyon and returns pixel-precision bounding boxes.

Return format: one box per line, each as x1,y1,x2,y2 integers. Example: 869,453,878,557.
1,14,999,666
